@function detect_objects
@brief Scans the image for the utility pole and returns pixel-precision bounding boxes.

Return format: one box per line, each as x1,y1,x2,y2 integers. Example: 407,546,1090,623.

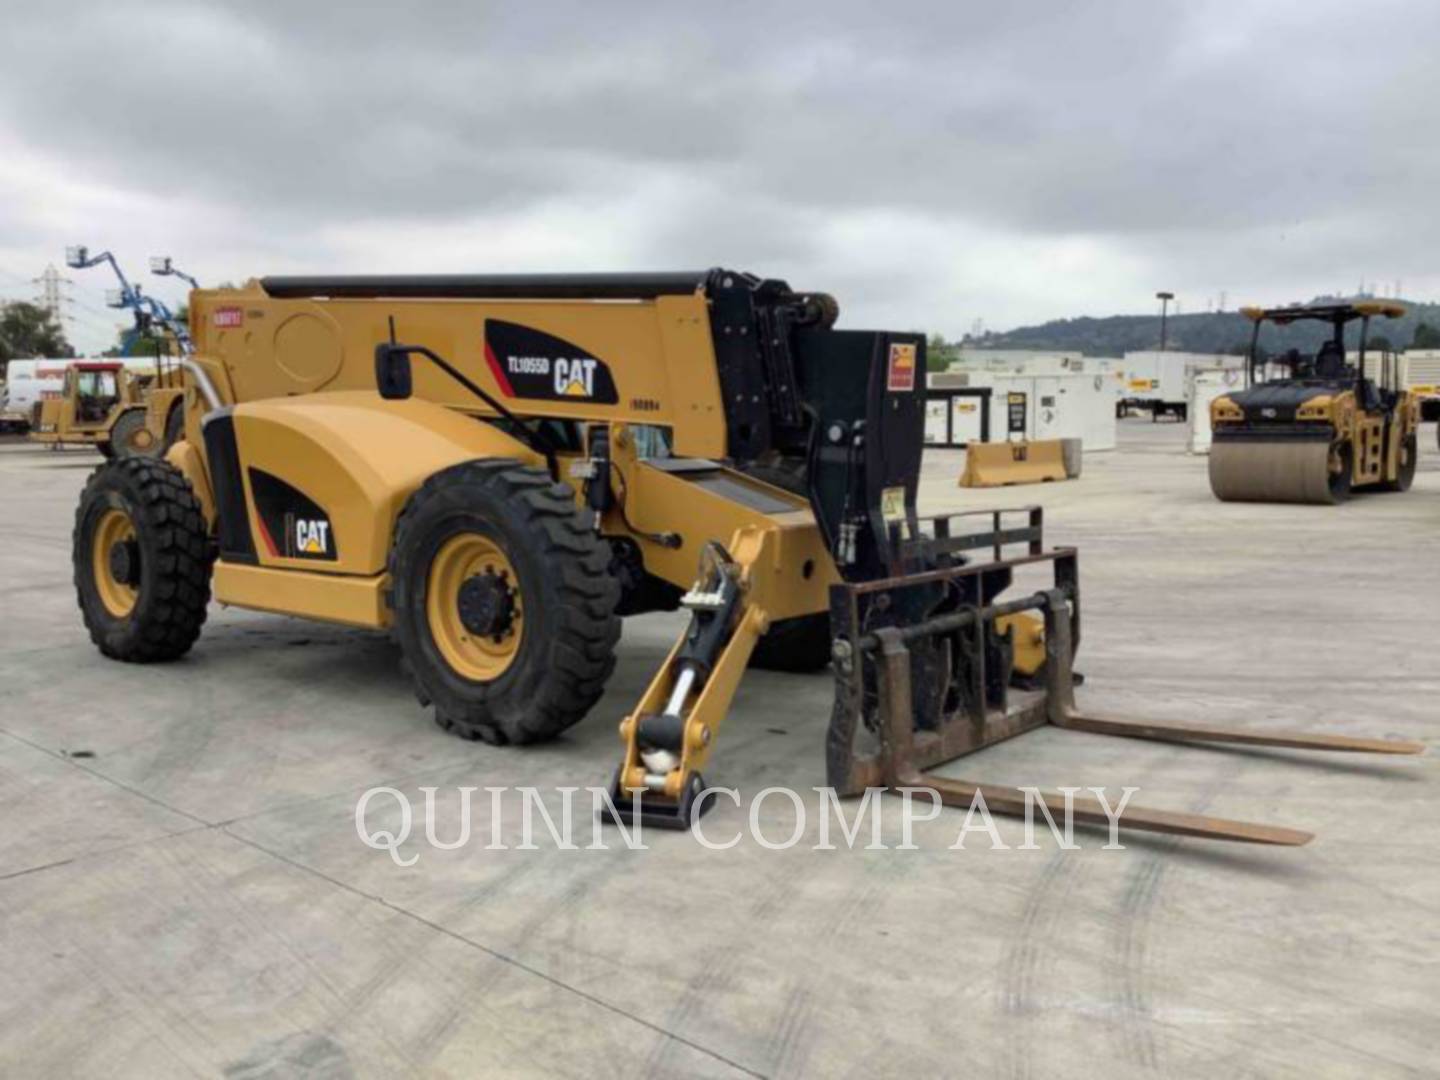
1156,291,1174,351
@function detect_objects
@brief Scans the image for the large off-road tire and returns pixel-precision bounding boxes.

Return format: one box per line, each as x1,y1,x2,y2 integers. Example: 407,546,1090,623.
741,459,834,673
389,460,621,745
73,458,212,661
1381,434,1418,492
110,409,159,459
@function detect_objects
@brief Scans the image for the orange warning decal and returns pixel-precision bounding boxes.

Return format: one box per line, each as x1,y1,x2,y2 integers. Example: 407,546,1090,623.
887,342,917,392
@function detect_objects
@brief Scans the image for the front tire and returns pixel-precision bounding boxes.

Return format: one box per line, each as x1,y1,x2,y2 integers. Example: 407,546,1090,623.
73,458,212,661
389,460,621,745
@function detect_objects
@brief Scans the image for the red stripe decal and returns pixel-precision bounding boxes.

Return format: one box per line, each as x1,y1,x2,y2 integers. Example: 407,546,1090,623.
483,341,515,397
255,512,279,558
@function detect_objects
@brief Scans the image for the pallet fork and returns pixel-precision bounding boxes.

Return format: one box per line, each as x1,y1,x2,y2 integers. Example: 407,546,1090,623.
826,507,1422,845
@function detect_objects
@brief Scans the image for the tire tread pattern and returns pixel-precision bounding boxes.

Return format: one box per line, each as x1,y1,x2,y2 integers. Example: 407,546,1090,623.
389,460,621,745
73,458,212,662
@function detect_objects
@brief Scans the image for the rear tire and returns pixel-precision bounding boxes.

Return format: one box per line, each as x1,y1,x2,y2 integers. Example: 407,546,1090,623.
73,458,212,661
741,460,833,673
1381,434,1418,492
389,460,621,745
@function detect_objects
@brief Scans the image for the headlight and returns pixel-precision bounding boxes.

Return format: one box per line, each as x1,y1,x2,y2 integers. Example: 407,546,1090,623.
1211,397,1243,422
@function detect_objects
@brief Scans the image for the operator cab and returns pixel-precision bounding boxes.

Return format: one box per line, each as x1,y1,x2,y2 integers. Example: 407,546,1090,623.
69,363,122,425
1232,301,1404,421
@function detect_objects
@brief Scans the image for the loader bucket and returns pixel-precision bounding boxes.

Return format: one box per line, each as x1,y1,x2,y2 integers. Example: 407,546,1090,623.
960,439,1069,488
826,506,1422,846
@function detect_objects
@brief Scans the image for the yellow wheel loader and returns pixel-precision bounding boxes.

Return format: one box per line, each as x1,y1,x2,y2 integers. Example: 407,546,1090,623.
31,355,186,460
31,362,134,457
1209,302,1419,503
70,271,1419,844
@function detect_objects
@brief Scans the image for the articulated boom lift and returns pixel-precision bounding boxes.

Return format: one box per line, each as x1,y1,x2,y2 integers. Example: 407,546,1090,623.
71,270,1420,845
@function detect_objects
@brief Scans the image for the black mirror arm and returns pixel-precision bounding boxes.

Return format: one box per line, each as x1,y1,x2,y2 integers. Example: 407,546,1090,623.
401,343,561,476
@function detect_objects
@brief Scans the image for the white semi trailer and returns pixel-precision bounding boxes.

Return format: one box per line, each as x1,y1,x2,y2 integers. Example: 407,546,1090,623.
1404,349,1440,422
1,359,71,432
1122,351,1242,421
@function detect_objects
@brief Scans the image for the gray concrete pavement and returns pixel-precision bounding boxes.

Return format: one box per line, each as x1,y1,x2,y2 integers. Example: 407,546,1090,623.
1,424,1437,1077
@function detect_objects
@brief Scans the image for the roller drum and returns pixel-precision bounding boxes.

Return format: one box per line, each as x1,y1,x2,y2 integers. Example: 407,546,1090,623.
1208,439,1345,504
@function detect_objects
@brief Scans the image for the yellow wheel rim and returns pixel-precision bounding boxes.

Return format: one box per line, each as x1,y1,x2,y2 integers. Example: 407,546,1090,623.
92,507,139,618
426,533,524,682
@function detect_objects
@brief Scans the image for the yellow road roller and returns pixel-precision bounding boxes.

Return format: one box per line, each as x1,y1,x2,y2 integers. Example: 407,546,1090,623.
1210,302,1419,503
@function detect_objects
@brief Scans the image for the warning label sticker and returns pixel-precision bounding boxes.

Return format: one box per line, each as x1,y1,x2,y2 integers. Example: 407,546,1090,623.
886,342,917,392
880,485,910,538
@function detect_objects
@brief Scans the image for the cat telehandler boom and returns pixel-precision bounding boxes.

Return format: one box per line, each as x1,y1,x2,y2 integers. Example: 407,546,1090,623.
70,270,1420,843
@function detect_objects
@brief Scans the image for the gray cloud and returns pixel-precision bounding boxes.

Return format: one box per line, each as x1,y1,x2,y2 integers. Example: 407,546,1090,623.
2,0,1438,351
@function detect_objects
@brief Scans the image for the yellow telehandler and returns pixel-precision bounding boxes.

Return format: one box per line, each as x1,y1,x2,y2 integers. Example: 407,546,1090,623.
69,271,1419,843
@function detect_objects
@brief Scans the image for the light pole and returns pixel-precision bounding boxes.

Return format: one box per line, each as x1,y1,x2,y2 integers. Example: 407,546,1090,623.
1156,291,1174,351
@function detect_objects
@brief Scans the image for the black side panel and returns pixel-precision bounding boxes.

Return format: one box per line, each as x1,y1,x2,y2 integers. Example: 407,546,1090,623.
792,329,926,581
202,409,256,564
248,469,338,561
705,271,775,461
865,335,926,571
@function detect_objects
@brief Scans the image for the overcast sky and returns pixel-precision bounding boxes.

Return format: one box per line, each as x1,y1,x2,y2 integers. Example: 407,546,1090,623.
2,0,1436,354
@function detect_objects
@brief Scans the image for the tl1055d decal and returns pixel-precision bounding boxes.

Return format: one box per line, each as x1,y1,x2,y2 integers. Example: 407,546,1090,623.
248,468,337,561
483,320,619,404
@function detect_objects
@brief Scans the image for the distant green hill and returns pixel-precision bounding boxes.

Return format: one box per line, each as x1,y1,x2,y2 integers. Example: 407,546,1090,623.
966,297,1440,357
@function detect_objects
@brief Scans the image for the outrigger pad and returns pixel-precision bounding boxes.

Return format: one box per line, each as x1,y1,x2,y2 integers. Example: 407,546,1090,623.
599,771,713,832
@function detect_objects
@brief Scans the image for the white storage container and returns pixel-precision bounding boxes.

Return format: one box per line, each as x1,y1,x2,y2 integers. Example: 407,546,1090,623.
929,370,1117,451
1186,367,1245,454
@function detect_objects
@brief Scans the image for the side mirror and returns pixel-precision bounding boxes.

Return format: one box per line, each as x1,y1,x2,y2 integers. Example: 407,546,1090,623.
374,343,413,400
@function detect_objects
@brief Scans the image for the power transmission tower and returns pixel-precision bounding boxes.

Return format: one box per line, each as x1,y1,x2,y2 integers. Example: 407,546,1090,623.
31,264,74,325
